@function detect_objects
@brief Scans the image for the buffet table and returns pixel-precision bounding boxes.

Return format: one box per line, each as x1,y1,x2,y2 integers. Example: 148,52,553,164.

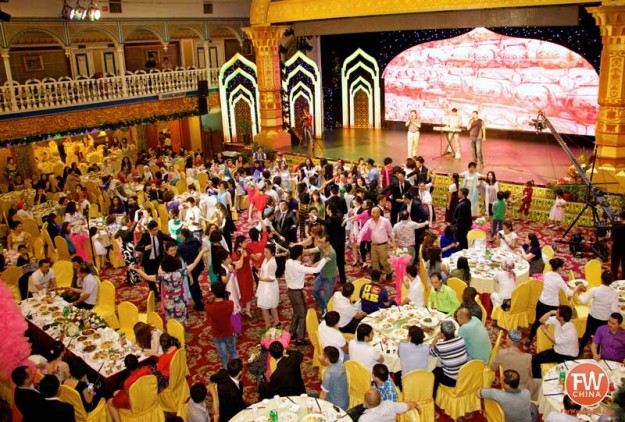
445,248,530,294
360,304,458,372
538,359,623,421
21,292,148,393
231,395,350,422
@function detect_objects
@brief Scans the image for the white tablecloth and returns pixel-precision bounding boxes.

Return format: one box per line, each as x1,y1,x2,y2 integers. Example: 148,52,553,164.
445,248,530,293
231,395,350,422
360,304,458,372
538,359,623,421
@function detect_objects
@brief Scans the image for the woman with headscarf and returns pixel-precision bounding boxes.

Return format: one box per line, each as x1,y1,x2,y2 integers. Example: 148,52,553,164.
491,259,517,308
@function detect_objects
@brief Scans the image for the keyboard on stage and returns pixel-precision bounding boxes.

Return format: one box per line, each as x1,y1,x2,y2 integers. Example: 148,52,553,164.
433,126,462,133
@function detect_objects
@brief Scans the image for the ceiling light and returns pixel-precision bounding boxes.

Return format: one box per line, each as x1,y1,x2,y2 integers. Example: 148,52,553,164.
61,0,74,20
87,1,101,21
73,0,86,20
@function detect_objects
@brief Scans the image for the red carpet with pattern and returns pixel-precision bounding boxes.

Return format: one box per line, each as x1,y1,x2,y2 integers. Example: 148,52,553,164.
100,206,598,421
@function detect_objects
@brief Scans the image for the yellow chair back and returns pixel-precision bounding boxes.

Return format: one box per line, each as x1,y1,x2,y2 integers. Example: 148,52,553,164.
488,330,503,367
59,384,108,422
54,235,71,261
568,270,575,281
351,278,371,301
483,399,505,422
197,172,208,192
345,360,371,407
454,360,485,396
402,370,435,422
33,236,46,260
93,280,119,329
177,401,189,421
446,277,467,303
167,319,186,349
88,203,101,219
52,259,74,288
21,218,40,239
147,312,164,331
584,259,602,288
526,279,544,323
1,267,22,301
327,296,334,311
157,205,170,235
159,348,190,412
467,229,487,246
537,325,555,353
541,245,555,261
405,409,421,422
146,291,156,313
119,375,164,421
476,296,487,325
306,309,322,368
118,301,139,340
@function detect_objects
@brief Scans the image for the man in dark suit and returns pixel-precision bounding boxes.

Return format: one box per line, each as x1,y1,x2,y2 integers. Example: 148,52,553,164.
135,220,177,297
39,374,75,421
209,358,246,421
12,366,45,422
384,170,411,225
401,192,428,250
323,204,347,284
274,200,298,244
177,228,205,310
262,341,305,398
325,183,348,216
453,187,473,251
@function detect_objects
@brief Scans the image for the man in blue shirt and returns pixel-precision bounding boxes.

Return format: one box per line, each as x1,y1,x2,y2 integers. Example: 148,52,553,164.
320,346,349,410
360,270,392,314
456,307,492,363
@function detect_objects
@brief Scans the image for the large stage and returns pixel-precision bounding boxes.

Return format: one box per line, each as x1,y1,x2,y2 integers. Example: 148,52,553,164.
280,128,588,186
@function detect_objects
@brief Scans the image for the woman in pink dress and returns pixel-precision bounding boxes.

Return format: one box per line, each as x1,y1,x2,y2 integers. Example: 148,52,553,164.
232,234,253,318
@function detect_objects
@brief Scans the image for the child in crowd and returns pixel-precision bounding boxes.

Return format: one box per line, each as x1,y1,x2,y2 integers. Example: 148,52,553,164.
518,180,534,222
372,363,398,402
187,383,210,422
548,188,566,229
491,191,506,240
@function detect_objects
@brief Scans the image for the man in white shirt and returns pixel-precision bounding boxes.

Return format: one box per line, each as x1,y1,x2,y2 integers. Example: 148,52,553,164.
332,283,367,334
359,388,418,422
184,197,203,240
284,245,327,346
318,311,348,361
28,259,56,295
531,306,579,378
348,323,383,371
544,395,581,422
446,107,463,159
63,264,99,310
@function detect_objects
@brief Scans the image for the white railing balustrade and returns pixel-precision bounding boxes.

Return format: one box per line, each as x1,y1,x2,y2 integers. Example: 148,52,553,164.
0,67,219,114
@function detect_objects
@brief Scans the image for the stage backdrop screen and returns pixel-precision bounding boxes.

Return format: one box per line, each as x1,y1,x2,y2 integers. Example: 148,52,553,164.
383,28,599,136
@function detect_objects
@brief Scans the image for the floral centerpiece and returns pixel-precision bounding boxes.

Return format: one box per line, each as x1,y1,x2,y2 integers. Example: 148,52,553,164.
391,247,410,257
54,307,107,338
472,216,490,232
546,150,592,201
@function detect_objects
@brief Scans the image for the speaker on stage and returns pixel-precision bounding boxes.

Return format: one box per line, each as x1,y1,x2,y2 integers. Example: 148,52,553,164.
198,97,208,114
197,80,209,97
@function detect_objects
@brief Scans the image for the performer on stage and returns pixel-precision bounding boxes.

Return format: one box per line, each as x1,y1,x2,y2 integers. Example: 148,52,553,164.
467,111,486,168
446,108,463,159
301,107,313,149
405,110,421,158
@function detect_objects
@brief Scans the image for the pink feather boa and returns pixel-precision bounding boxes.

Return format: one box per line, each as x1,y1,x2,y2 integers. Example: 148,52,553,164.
0,281,32,382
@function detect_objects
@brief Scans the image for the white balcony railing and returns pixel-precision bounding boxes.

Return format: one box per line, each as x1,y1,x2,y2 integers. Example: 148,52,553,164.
0,67,220,114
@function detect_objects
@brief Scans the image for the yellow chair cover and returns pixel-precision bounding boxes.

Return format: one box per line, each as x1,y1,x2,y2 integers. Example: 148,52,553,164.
93,280,119,329
404,409,421,422
537,325,555,353
492,282,531,330
541,245,555,261
54,236,71,261
147,312,164,331
402,370,435,422
52,260,74,288
159,349,190,412
118,301,139,341
157,205,169,235
446,277,467,303
139,291,156,323
327,296,334,311
467,229,487,247
584,259,602,289
305,309,321,369
196,172,208,192
118,375,164,422
177,401,189,421
436,360,485,420
476,296,488,325
33,237,46,260
0,379,12,405
345,360,370,408
483,330,503,388
59,384,108,422
573,305,589,337
525,279,544,324
2,267,22,301
21,218,40,239
88,204,101,219
167,319,186,349
351,278,370,301
41,223,58,261
483,398,505,422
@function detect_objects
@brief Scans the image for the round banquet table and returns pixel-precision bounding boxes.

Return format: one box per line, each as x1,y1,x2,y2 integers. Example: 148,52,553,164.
359,304,458,372
610,280,625,318
538,359,623,421
231,395,350,422
445,248,530,294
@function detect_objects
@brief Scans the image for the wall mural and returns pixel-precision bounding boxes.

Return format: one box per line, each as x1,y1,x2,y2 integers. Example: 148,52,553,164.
382,28,599,135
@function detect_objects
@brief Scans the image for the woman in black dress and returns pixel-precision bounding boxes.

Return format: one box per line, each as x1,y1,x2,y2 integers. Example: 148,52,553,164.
113,216,141,285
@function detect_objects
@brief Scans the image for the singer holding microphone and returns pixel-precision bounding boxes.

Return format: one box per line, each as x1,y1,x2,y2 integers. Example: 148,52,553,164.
405,109,421,157
446,108,463,159
301,107,313,149
467,110,486,168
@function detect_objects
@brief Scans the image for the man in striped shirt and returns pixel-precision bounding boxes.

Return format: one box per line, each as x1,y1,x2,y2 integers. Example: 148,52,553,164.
429,320,468,397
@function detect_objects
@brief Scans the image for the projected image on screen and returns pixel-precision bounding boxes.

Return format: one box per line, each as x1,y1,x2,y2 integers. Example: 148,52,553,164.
383,28,599,135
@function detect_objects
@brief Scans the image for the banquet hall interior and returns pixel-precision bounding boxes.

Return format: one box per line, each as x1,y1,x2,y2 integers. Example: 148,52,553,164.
1,0,625,421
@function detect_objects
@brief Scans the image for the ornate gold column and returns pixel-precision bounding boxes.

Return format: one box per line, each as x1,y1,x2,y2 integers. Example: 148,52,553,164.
243,25,291,148
589,4,625,191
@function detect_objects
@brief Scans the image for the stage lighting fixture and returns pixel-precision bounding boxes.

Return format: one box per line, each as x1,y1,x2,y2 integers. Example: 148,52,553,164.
61,0,74,20
73,0,87,20
87,1,101,21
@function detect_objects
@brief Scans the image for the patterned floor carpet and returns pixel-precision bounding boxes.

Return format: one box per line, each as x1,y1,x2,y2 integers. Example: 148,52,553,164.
101,208,598,421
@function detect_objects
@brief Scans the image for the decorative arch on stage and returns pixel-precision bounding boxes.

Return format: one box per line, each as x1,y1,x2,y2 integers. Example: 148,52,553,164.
283,51,323,138
382,28,599,136
218,53,261,143
341,48,381,129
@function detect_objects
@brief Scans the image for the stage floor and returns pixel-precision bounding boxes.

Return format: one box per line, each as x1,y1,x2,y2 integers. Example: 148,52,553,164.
280,128,587,186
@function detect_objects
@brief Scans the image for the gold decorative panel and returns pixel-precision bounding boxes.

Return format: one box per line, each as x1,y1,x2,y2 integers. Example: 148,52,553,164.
353,90,369,128
234,100,252,143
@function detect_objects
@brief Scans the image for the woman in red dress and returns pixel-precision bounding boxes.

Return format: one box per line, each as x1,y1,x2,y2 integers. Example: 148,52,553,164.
232,234,253,317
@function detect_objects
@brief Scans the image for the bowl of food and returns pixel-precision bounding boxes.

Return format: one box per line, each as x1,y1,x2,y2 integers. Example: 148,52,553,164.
391,328,408,340
420,316,438,328
302,414,327,422
567,280,588,289
379,322,393,330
